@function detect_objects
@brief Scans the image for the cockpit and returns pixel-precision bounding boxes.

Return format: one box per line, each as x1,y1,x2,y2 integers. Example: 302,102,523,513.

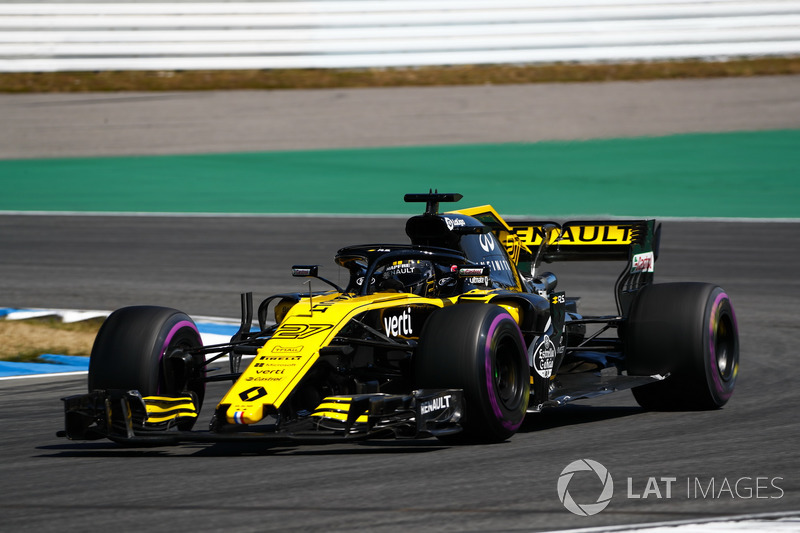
329,193,527,298
405,212,523,291
333,226,523,299
334,245,471,297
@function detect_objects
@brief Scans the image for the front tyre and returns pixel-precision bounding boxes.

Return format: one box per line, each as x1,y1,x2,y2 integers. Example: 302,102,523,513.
625,283,739,410
88,306,205,428
415,303,529,443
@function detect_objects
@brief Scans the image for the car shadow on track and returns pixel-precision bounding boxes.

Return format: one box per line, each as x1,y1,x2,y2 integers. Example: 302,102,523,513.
519,404,645,433
207,440,451,457
35,438,450,458
35,405,645,458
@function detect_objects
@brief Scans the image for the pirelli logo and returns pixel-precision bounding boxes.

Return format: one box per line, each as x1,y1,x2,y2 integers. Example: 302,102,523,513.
512,225,634,246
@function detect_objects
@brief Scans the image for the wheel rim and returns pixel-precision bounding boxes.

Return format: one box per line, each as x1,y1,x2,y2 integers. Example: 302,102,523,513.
494,335,525,410
714,313,736,382
159,323,204,398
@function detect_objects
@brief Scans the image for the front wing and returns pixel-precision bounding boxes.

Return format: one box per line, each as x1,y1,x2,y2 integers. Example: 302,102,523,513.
58,388,463,445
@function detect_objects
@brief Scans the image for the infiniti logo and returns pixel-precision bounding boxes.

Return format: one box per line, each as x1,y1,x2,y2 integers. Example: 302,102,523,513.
478,233,495,252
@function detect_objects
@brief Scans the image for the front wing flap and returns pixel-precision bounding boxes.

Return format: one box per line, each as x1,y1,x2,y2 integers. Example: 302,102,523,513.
59,388,463,444
60,390,199,441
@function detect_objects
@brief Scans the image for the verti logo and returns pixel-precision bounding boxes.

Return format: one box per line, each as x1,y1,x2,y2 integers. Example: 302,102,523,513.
557,459,614,516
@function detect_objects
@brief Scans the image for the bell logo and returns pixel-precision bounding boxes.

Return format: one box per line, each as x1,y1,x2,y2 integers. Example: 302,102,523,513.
557,459,614,516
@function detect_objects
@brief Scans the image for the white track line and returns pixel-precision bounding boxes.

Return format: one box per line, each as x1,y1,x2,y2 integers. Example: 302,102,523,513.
0,211,798,223
549,510,800,533
0,370,87,381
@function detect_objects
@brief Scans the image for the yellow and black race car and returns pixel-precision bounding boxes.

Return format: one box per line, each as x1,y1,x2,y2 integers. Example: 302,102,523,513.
59,192,739,445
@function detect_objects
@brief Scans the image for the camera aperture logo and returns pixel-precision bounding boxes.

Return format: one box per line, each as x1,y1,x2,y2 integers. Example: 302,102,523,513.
557,459,614,516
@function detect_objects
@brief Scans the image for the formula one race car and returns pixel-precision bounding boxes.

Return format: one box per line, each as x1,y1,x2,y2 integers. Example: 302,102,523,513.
59,192,739,445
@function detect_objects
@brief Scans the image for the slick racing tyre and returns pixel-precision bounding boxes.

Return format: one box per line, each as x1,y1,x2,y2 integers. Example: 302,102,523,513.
415,303,529,443
625,283,738,410
88,306,205,429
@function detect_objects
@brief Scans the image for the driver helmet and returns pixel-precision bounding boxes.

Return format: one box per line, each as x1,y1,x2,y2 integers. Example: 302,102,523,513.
379,260,436,297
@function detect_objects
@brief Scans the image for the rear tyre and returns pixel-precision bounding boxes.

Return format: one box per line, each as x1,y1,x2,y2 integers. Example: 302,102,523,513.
625,283,738,410
415,303,529,443
88,306,205,429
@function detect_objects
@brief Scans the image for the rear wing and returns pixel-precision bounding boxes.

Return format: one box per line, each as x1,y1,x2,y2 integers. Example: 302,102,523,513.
452,205,662,315
453,205,659,265
510,219,658,264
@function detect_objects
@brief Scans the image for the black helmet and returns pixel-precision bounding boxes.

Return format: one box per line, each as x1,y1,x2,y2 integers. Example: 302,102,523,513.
379,260,436,297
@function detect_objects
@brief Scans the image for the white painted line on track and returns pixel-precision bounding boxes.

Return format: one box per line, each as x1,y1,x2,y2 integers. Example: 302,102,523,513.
1,210,798,223
3,309,109,322
0,210,408,219
0,370,87,381
548,510,800,533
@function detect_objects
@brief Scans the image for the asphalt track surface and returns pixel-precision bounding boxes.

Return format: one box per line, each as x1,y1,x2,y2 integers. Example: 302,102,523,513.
1,215,799,532
3,75,800,158
1,77,799,532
